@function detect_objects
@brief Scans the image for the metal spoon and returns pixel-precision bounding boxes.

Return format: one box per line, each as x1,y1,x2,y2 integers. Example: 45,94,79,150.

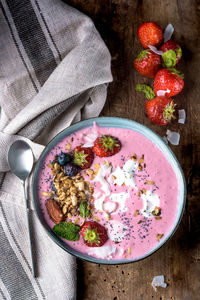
8,140,36,277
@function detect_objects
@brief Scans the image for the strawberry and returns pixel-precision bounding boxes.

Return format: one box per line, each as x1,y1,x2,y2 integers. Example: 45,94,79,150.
73,146,94,169
135,84,176,125
145,96,176,125
137,22,163,49
93,135,121,157
153,68,184,97
134,50,161,78
160,40,182,66
80,221,108,247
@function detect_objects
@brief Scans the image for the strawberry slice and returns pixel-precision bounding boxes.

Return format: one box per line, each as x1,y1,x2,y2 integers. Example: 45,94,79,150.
93,135,121,157
80,221,108,247
73,146,94,169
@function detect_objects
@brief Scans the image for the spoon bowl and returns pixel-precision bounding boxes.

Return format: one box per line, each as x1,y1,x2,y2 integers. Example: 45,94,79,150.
8,140,34,181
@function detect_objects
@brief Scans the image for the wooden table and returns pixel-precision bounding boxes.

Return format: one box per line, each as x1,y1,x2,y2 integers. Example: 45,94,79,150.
64,1,200,299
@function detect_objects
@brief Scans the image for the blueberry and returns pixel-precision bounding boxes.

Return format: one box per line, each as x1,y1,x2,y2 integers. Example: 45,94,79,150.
57,152,72,166
64,162,80,177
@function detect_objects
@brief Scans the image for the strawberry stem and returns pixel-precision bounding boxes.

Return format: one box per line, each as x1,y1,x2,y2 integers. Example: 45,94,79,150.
98,135,119,153
136,50,151,61
163,101,176,121
168,68,184,79
162,50,176,68
74,149,88,166
84,227,100,246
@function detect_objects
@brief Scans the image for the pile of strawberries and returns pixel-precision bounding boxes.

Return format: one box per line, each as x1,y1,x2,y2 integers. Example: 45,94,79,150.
134,22,184,125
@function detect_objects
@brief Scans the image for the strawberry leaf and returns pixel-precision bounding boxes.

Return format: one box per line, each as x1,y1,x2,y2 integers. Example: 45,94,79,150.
162,50,176,68
168,68,184,79
135,84,155,100
53,222,80,241
175,47,182,60
136,50,151,61
163,101,176,121
82,226,101,246
74,149,88,166
98,136,119,153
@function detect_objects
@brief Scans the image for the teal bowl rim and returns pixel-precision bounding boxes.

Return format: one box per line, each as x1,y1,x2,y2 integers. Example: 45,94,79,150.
32,117,186,265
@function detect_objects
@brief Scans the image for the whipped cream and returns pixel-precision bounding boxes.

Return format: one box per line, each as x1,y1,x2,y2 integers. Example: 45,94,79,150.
141,190,160,217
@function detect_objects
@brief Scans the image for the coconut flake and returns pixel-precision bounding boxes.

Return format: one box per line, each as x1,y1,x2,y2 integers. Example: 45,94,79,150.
110,159,138,188
82,142,94,148
164,24,174,43
152,275,167,292
157,89,171,96
148,45,163,55
178,109,186,124
82,132,98,147
166,129,180,146
141,190,160,218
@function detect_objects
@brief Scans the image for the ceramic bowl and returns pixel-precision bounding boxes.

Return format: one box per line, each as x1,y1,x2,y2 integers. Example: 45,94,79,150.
32,117,186,264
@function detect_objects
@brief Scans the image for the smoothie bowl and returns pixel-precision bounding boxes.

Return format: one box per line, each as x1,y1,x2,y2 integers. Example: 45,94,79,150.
32,117,186,264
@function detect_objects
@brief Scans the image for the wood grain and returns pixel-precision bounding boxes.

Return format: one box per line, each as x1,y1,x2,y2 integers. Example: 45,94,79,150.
63,1,200,299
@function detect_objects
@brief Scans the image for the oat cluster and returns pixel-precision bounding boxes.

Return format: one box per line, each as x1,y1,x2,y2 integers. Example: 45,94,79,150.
42,162,94,219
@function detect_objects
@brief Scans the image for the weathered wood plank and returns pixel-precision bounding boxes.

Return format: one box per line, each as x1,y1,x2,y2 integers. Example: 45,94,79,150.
63,1,200,299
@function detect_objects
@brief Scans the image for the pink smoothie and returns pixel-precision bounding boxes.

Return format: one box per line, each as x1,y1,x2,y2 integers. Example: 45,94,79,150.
37,123,179,261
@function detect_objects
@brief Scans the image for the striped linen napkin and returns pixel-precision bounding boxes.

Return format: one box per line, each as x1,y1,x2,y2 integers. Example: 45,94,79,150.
0,0,112,299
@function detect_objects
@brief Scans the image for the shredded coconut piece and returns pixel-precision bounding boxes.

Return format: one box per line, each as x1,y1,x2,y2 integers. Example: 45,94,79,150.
141,190,160,218
178,109,186,124
166,130,180,146
148,45,163,55
164,24,174,43
110,159,138,188
152,275,167,291
157,89,171,96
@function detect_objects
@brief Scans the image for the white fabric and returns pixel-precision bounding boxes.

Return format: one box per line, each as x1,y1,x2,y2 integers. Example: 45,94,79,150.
0,0,112,299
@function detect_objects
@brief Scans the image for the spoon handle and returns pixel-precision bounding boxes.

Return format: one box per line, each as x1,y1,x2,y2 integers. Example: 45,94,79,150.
23,181,36,277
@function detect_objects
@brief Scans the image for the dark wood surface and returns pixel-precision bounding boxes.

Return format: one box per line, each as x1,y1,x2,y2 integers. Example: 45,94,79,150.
64,1,200,299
